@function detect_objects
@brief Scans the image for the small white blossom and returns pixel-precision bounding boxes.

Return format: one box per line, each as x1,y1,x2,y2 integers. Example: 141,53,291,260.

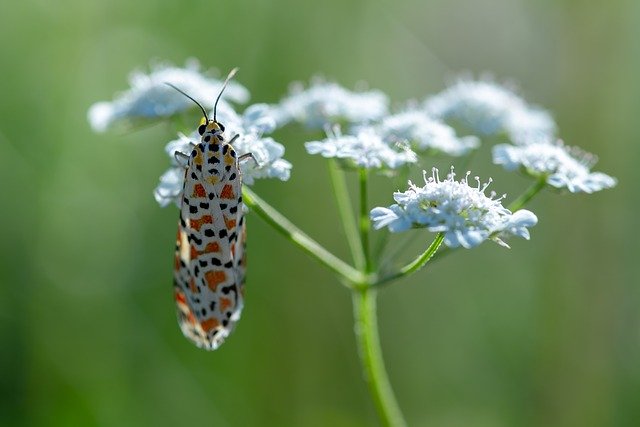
424,77,556,144
370,168,538,248
305,127,417,170
504,106,557,145
377,109,480,156
88,59,249,132
276,79,389,128
492,140,617,193
228,134,292,185
153,103,291,207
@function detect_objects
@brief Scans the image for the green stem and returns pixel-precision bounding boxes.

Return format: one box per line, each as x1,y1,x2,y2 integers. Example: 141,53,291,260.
508,176,547,211
376,233,444,287
359,168,373,273
328,160,366,270
242,186,364,285
353,288,407,427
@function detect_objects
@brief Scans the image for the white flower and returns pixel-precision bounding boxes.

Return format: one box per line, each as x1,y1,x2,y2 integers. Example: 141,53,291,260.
504,106,557,145
153,103,291,207
370,168,538,248
88,59,249,132
227,134,292,185
276,79,389,128
424,77,556,143
305,127,417,170
492,140,617,193
154,166,186,207
377,109,480,156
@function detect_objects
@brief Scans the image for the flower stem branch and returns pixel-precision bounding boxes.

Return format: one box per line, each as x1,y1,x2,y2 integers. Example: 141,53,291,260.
353,288,407,427
328,160,366,270
359,168,373,273
376,233,444,287
242,186,364,285
508,176,547,211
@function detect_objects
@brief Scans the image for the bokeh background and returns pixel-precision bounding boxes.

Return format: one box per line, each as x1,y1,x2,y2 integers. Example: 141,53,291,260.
1,0,638,426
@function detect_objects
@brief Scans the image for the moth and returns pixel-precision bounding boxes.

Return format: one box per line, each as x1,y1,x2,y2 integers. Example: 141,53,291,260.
167,69,251,350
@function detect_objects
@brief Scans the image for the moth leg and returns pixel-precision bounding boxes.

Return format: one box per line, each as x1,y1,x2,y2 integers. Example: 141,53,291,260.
174,151,190,167
239,152,259,167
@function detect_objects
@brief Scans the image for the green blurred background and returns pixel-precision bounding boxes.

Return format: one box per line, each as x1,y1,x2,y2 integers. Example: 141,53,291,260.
1,0,638,426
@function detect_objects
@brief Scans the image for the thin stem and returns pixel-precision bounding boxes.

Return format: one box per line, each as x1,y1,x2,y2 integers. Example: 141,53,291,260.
508,176,547,211
328,160,366,270
359,168,373,273
242,186,364,285
376,233,444,287
353,288,407,427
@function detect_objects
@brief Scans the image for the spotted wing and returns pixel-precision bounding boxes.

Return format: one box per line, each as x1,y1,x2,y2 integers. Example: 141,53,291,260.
172,141,242,350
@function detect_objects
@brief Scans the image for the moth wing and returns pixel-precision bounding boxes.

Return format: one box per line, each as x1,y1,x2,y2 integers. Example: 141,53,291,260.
172,143,242,350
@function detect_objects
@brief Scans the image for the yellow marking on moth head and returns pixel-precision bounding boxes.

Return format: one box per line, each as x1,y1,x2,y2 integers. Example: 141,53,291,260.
206,121,223,132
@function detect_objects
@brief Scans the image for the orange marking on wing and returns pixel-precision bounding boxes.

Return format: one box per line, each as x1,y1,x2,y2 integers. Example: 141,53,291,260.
224,215,237,230
174,254,181,270
190,214,213,231
189,277,199,294
220,184,235,199
230,242,236,257
220,297,233,311
204,241,220,253
200,317,220,332
206,175,219,185
175,289,187,304
205,270,226,291
190,245,198,261
192,183,206,198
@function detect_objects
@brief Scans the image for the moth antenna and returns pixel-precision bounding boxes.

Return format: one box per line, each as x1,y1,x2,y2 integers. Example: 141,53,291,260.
164,82,209,122
213,67,239,122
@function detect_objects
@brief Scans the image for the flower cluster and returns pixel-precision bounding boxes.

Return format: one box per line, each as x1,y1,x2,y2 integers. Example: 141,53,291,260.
276,78,389,128
492,140,617,193
376,108,480,156
305,126,417,170
88,59,249,132
424,77,556,145
371,168,538,248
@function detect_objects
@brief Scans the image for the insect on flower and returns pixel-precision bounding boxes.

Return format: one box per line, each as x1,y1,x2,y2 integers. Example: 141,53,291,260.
166,68,255,350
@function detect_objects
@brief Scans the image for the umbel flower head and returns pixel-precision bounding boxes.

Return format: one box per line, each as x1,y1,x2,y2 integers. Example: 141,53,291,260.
424,77,556,145
87,59,249,132
492,140,617,193
305,126,417,171
375,108,480,156
276,78,389,128
370,168,538,248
